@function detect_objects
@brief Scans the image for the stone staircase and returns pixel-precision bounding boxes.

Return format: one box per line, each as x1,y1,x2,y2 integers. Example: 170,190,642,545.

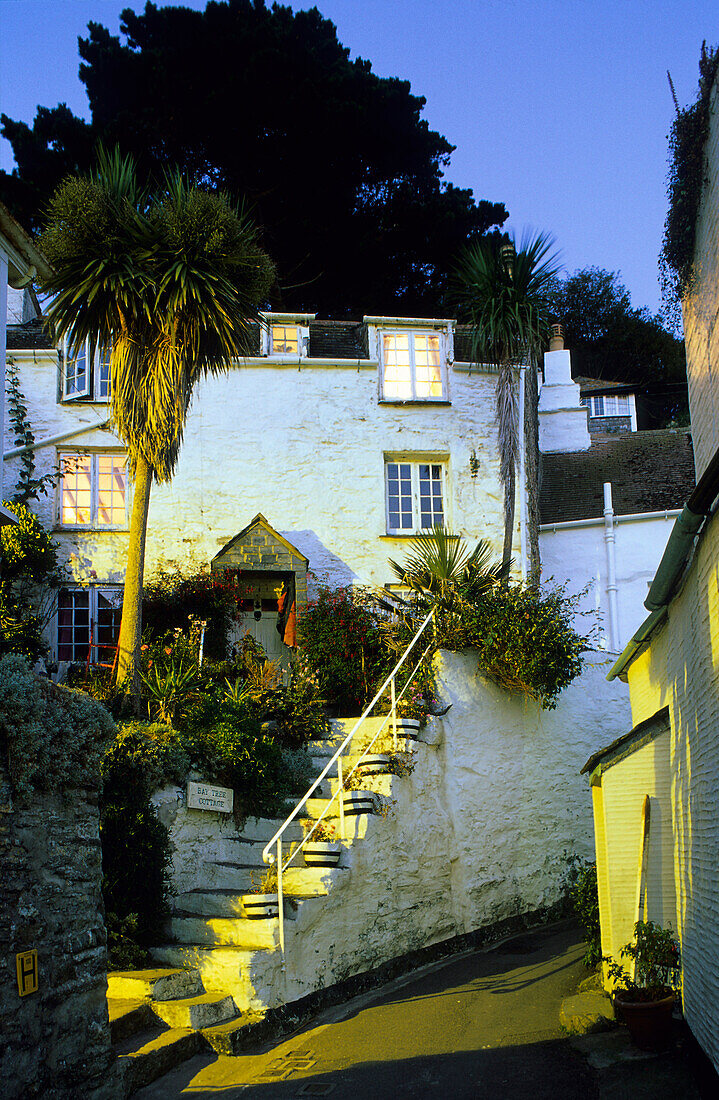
107,719,402,1092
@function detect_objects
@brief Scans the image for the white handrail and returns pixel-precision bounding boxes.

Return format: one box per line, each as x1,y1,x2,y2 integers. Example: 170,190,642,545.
261,602,436,960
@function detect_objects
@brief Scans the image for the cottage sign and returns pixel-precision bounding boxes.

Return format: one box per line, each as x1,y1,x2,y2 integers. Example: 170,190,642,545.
187,781,234,813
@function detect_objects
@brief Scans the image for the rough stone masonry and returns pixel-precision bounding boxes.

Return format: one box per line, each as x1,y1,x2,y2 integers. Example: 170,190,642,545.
0,761,120,1099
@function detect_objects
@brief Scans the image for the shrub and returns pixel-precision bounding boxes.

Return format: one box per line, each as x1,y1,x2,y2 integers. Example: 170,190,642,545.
436,582,586,709
298,585,392,715
0,501,59,660
0,653,116,797
246,669,331,747
180,696,303,818
142,569,240,660
102,722,190,806
570,860,602,968
101,801,173,949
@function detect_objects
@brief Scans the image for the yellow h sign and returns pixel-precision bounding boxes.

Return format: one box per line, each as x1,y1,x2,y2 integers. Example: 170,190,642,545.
16,950,38,997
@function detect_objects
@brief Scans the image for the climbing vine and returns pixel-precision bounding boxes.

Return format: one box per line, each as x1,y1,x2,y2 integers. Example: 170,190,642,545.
5,358,74,504
661,42,719,325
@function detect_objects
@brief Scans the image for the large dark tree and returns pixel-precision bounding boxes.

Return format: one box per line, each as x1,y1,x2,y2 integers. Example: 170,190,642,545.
0,0,507,316
547,267,688,428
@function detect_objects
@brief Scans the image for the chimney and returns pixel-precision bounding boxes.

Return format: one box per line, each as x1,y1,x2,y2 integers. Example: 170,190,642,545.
549,323,564,352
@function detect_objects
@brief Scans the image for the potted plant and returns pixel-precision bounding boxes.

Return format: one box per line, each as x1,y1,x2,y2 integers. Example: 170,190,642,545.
356,752,390,775
242,866,279,919
604,920,681,1051
302,819,342,867
342,770,376,815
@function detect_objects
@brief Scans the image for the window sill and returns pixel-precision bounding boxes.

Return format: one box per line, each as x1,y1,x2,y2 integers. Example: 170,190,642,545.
378,533,428,540
378,399,451,406
54,525,129,533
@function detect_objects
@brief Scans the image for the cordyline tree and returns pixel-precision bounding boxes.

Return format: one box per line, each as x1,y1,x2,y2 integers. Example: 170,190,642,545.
40,149,275,698
453,231,561,567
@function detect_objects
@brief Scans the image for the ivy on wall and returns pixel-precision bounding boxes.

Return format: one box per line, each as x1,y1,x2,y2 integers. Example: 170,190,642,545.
661,42,719,324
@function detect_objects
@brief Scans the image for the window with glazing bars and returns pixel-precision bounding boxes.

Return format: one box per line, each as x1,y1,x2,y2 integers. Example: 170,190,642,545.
381,332,444,399
385,461,444,533
59,453,128,528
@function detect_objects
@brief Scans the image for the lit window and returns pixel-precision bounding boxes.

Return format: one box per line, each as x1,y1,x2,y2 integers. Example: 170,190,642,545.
271,325,300,354
57,586,122,664
62,340,112,401
59,453,128,528
381,332,444,400
385,461,445,533
581,395,630,417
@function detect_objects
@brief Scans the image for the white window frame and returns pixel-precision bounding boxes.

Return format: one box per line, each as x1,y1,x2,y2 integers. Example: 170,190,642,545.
61,339,112,402
57,451,130,530
259,316,311,358
581,394,631,418
379,329,447,401
55,585,123,664
385,458,446,535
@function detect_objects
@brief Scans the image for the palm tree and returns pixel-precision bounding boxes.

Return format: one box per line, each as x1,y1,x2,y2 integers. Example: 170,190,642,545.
40,150,275,696
454,231,560,567
389,525,509,610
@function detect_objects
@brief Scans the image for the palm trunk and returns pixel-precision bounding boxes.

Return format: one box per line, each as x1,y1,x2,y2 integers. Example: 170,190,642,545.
502,464,516,568
116,455,153,704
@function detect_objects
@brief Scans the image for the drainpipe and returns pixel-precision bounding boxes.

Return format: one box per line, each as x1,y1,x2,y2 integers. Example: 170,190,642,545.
518,364,527,581
603,482,620,650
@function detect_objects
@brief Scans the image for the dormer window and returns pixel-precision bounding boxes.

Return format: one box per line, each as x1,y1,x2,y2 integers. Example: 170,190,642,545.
380,331,445,400
271,324,301,355
62,340,111,401
260,315,312,357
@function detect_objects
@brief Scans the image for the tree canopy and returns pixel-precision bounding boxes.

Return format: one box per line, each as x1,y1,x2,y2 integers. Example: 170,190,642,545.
0,0,508,316
547,267,688,427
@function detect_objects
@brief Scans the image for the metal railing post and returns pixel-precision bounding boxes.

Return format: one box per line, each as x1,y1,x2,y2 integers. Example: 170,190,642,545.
391,675,397,750
338,758,345,840
277,837,284,958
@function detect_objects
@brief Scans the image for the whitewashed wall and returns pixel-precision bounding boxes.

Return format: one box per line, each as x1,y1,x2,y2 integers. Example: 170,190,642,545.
3,351,520,608
540,512,680,652
150,650,630,1011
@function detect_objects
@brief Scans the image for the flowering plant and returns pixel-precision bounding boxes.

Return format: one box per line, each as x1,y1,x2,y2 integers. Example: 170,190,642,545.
604,920,681,1002
303,819,336,843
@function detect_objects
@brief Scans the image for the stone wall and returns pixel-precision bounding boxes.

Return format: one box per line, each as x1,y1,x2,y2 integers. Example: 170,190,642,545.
0,763,118,1099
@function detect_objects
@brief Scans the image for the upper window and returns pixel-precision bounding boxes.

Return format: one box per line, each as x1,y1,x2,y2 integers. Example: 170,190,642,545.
385,460,445,534
381,332,444,400
57,586,122,664
62,341,111,401
59,453,129,529
581,394,630,417
264,323,309,357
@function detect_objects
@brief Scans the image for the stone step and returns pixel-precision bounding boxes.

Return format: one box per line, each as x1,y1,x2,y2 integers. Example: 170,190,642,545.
168,915,280,949
150,991,239,1030
231,816,305,845
150,945,284,1013
107,967,204,1002
107,997,155,1044
115,1024,203,1095
201,1010,273,1055
328,774,394,797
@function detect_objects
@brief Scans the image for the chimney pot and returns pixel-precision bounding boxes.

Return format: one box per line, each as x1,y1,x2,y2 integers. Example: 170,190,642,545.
549,323,564,352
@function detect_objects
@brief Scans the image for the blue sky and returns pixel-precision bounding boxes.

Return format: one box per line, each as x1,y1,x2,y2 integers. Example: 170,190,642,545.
0,0,716,315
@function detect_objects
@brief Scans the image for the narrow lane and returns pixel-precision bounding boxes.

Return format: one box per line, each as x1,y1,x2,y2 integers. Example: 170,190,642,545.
138,922,596,1099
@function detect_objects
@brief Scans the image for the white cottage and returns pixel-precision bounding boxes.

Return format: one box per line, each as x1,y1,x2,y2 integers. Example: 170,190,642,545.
4,313,532,667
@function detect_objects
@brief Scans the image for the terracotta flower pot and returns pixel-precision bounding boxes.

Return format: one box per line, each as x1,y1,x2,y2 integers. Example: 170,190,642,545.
241,893,279,919
303,841,341,867
615,991,676,1051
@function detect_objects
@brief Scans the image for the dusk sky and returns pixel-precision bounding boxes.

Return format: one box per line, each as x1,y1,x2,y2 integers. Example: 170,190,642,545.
1,0,716,317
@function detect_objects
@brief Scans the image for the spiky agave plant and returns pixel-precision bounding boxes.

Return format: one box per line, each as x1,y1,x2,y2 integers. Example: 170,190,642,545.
453,230,561,566
41,148,275,697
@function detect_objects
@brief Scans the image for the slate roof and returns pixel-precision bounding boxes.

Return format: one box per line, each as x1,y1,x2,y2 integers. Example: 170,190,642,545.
6,319,55,350
575,376,634,394
539,430,696,523
308,320,367,359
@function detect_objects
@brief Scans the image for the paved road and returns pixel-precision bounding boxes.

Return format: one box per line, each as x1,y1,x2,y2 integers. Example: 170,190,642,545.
138,922,598,1099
